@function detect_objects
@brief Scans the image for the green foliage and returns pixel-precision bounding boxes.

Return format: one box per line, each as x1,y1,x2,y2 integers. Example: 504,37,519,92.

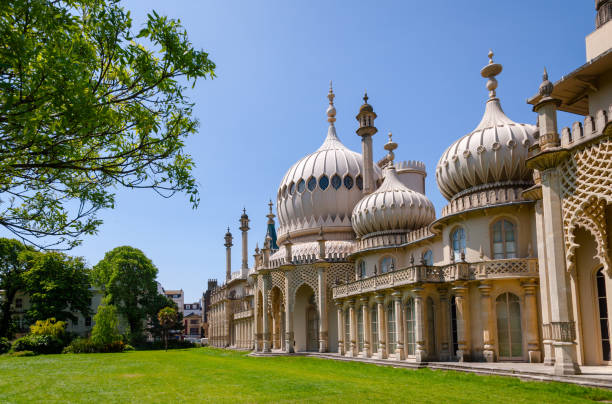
29,318,66,339
134,339,195,351
7,350,35,357
148,294,182,339
20,251,92,324
62,337,126,354
92,246,159,340
91,304,121,346
0,337,10,354
157,306,178,350
0,0,215,248
0,238,31,338
11,334,64,355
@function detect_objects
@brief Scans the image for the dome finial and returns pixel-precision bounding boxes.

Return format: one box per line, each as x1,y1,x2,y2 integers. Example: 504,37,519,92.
383,131,397,165
363,90,368,104
539,66,554,98
327,81,336,125
480,49,503,99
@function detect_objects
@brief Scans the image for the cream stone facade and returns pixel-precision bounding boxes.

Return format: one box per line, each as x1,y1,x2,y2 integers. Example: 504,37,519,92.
208,2,612,375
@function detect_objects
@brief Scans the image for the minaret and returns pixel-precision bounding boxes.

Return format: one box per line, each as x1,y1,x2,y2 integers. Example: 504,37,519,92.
265,200,279,250
356,91,378,194
239,208,250,277
224,227,233,282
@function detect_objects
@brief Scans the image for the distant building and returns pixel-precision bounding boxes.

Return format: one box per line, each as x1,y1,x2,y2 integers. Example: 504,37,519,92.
202,279,217,338
164,289,184,313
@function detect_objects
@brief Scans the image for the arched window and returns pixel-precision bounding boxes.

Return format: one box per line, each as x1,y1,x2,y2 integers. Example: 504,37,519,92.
356,260,366,279
357,308,364,352
307,176,317,191
319,175,329,190
496,292,522,359
331,174,342,190
451,228,466,261
405,298,416,356
596,268,610,361
356,175,363,190
492,219,517,259
423,249,433,266
297,179,305,193
387,302,396,354
344,175,354,190
289,182,295,195
381,256,395,273
370,306,378,353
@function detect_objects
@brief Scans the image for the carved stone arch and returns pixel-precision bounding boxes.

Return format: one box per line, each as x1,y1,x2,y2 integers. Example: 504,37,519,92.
288,265,318,307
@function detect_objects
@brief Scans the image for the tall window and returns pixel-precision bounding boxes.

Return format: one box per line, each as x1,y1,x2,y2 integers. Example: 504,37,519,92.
381,257,395,273
405,298,416,356
492,219,517,259
450,296,458,357
356,260,366,279
357,308,364,352
344,309,351,351
451,228,466,261
387,302,396,354
496,293,522,359
423,249,433,266
371,307,378,353
597,268,610,361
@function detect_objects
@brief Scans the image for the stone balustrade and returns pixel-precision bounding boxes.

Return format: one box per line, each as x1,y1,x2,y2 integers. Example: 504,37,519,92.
332,258,538,299
233,309,253,320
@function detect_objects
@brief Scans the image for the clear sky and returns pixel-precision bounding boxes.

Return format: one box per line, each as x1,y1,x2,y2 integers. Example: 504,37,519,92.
40,1,597,302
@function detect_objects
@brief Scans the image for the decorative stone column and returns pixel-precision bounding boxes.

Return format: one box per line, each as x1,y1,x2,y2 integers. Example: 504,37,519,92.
392,291,405,360
437,287,451,360
453,282,470,362
413,287,426,362
375,294,387,359
360,296,371,357
348,300,358,357
479,282,495,362
527,68,579,375
317,265,329,352
336,301,345,355
534,200,554,365
522,279,542,363
262,277,271,353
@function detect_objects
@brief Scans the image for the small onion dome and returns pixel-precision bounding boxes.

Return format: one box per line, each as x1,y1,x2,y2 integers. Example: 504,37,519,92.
351,164,435,238
435,51,537,201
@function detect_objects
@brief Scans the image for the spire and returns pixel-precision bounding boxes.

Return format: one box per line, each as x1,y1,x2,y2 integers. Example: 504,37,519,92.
265,199,278,250
327,81,336,125
480,49,503,99
383,132,397,166
539,67,554,98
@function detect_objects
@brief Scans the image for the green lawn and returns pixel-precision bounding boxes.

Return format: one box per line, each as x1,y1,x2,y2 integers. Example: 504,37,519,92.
0,348,610,403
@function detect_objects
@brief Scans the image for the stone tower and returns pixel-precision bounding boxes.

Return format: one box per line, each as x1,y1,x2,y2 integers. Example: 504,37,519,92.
224,227,233,282
356,92,378,194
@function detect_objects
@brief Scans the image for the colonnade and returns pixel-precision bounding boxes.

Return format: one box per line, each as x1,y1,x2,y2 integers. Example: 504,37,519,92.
335,280,542,363
231,318,253,349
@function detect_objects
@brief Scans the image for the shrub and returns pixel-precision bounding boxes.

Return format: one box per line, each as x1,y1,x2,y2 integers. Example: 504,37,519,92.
9,350,36,357
63,338,127,354
12,334,64,355
29,318,66,339
91,304,121,346
0,338,10,354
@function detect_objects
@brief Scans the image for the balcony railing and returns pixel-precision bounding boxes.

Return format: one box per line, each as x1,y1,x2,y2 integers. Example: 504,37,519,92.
332,258,538,299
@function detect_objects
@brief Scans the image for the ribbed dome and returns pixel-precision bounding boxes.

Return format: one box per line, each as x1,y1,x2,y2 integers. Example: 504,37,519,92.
351,164,435,238
435,97,537,201
277,124,382,238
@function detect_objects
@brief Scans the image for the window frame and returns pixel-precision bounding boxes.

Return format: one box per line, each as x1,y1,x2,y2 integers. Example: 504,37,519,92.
490,218,518,259
380,256,396,274
450,227,466,261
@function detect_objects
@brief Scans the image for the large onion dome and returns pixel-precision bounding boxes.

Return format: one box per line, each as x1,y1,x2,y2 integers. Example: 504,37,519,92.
351,160,435,238
277,86,382,240
436,51,537,201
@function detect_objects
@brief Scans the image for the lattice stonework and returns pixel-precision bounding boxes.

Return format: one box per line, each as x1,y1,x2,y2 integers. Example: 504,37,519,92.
268,271,286,303
288,265,318,305
560,137,612,274
326,263,353,302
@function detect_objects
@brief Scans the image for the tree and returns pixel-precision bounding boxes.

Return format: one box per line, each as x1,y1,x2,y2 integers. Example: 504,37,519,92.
0,238,30,337
158,306,178,351
91,302,121,346
147,293,182,340
92,246,158,341
0,0,215,248
21,250,92,323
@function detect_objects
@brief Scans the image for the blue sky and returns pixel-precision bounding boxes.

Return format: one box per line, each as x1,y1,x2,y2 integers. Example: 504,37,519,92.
54,1,594,301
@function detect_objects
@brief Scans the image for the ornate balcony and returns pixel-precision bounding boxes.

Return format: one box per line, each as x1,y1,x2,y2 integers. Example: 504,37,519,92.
332,258,538,299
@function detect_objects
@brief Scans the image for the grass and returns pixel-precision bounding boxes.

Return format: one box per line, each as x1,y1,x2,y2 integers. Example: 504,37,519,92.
0,348,611,403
